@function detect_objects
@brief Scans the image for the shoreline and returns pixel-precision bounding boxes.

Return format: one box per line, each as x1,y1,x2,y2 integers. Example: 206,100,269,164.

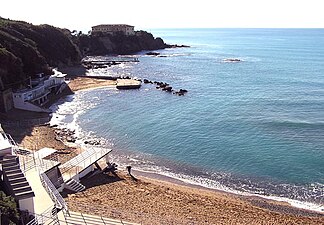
4,74,324,224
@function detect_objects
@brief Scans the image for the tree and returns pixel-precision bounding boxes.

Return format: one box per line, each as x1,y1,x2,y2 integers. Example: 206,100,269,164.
0,191,19,225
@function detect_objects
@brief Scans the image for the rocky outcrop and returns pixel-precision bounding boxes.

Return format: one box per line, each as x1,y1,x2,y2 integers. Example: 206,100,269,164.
0,17,81,90
78,31,169,56
0,17,187,90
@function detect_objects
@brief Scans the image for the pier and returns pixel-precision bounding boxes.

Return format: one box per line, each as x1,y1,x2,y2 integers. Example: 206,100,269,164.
82,57,139,69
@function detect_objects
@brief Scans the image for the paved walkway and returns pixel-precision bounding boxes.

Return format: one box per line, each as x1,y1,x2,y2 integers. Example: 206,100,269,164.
24,167,55,214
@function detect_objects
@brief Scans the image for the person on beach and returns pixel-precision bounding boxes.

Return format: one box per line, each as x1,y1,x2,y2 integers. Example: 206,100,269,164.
126,165,137,181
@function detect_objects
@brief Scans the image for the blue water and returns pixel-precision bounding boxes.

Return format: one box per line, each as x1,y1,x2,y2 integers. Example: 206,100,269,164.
53,29,324,210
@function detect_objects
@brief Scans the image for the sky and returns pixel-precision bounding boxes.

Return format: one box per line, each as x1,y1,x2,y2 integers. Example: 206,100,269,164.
1,0,324,32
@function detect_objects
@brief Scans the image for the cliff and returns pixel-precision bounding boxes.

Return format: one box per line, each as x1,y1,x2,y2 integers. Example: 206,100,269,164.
0,17,175,90
0,17,81,90
77,30,168,56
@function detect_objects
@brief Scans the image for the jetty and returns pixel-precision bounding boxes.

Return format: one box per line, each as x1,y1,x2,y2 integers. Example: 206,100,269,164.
82,57,139,69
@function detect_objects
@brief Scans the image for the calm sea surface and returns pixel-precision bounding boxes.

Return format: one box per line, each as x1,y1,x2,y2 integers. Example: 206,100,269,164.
52,29,324,211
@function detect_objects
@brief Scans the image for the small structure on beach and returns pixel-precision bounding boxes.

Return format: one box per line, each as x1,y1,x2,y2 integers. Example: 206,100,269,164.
116,79,141,90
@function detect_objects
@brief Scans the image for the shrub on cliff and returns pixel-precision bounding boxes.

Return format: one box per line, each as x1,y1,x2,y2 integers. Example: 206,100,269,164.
0,17,81,90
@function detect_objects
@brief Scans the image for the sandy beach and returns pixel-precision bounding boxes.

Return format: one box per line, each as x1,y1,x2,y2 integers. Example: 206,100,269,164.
67,77,116,92
3,75,323,224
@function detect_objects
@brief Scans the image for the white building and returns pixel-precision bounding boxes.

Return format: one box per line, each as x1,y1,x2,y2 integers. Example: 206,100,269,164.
0,124,15,156
0,124,35,216
12,70,68,113
91,24,135,36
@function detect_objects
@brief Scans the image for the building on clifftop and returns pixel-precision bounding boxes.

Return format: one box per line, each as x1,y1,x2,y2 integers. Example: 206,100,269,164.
91,24,135,36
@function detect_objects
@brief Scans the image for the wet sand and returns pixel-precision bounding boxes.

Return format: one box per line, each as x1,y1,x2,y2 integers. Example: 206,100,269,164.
4,75,324,224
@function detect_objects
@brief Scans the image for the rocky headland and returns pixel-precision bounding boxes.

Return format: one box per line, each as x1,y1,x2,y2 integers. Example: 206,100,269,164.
0,17,180,91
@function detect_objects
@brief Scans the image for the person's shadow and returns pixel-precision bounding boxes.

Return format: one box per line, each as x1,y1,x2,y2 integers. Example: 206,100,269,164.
126,166,137,181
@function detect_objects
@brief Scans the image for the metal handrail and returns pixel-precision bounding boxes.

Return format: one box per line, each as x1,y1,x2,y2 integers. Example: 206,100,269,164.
60,147,111,176
26,205,59,225
66,200,197,225
39,172,69,213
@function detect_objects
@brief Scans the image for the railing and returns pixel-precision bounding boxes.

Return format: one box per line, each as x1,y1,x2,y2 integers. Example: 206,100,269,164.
5,133,17,146
18,154,36,173
60,147,111,179
39,172,69,214
26,205,59,225
66,200,198,225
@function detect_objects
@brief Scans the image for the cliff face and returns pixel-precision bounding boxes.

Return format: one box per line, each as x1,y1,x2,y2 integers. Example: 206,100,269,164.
77,31,167,56
0,17,171,90
0,18,81,90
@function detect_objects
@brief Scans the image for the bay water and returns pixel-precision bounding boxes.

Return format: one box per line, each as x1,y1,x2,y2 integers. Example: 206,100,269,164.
51,29,324,211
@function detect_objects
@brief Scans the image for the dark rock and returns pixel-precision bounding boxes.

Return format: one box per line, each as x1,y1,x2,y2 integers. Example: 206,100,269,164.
78,30,169,56
166,44,190,48
223,58,242,62
162,86,172,92
159,83,167,88
174,92,184,96
146,51,160,56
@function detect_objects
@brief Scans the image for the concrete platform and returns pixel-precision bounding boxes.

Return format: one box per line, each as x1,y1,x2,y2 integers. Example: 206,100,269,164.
116,79,141,89
25,167,54,215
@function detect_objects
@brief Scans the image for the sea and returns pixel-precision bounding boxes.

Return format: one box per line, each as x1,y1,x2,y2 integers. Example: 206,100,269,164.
50,29,324,212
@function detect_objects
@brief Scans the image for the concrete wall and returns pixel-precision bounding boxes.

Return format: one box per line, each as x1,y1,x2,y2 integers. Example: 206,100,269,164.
0,147,13,157
0,89,14,112
72,165,94,181
13,97,51,113
19,198,35,215
46,166,63,189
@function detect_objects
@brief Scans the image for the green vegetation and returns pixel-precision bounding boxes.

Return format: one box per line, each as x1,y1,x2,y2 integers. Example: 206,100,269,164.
0,191,19,225
0,17,81,90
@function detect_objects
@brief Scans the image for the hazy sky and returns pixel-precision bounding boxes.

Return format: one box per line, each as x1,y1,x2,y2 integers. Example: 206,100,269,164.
1,0,323,32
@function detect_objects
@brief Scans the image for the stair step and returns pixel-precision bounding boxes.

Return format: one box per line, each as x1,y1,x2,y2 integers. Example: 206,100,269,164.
7,172,24,179
4,168,22,175
65,179,85,192
13,185,32,193
11,181,30,189
2,161,18,167
3,155,18,160
7,177,27,184
3,164,20,170
15,190,35,199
